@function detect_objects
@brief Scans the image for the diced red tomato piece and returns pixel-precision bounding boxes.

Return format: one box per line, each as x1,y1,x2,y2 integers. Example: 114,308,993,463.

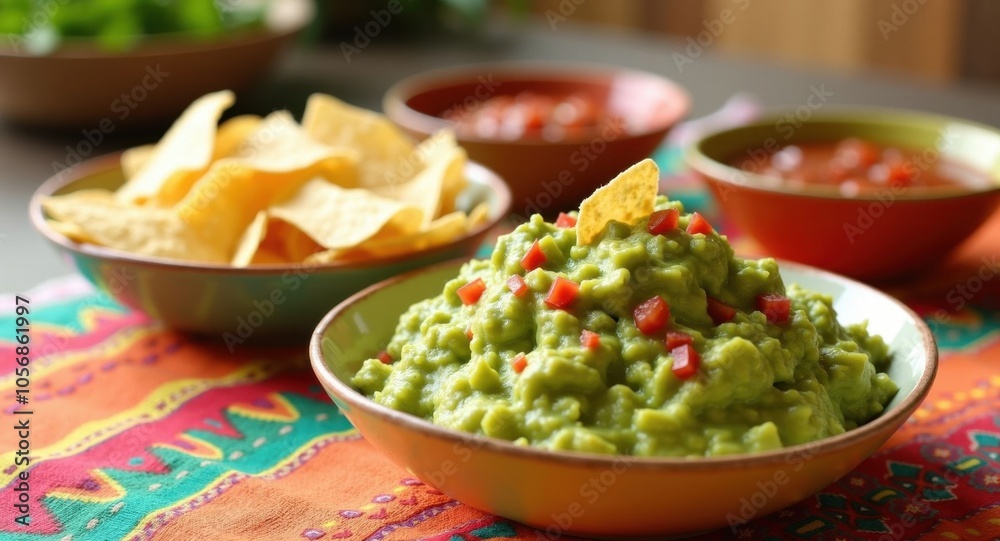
554,212,577,228
465,327,473,340
686,212,714,235
647,209,679,235
670,344,699,380
580,329,600,350
756,294,791,323
457,278,486,305
633,296,670,335
511,353,528,374
506,275,529,297
544,276,579,310
706,297,736,325
377,350,393,364
665,331,693,350
521,240,547,271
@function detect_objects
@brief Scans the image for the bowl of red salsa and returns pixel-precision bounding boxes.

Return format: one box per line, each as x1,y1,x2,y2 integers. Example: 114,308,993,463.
687,109,1000,280
383,62,689,218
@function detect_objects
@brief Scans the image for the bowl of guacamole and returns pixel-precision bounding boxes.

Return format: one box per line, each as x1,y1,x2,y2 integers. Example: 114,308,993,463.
310,160,937,537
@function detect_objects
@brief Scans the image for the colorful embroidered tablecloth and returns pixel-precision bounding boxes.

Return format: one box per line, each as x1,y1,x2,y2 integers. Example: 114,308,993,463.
2,153,1000,541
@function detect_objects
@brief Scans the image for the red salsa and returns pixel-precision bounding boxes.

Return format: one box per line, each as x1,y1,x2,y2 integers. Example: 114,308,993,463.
730,138,990,196
443,91,623,141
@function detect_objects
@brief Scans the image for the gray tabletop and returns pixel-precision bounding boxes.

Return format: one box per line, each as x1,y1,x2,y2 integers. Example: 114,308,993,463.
2,21,999,293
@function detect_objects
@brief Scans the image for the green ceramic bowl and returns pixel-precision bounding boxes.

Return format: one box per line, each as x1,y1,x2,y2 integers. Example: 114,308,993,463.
687,108,1000,280
310,259,936,539
29,153,511,340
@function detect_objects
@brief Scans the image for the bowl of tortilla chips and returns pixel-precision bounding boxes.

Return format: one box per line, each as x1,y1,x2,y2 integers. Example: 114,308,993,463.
29,91,511,341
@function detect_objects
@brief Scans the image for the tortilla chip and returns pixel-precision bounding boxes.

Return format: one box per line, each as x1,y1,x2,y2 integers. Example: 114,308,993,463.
120,145,155,180
43,190,226,262
307,210,469,263
576,159,659,245
213,115,263,159
467,202,490,231
116,90,235,205
428,131,468,216
232,211,269,267
302,93,415,189
372,132,466,224
269,178,423,251
175,111,356,260
269,219,324,262
46,219,96,244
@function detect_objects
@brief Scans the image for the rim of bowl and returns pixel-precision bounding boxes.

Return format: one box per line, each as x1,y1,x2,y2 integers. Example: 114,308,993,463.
686,105,1000,202
29,152,513,275
0,0,312,59
310,257,939,471
383,60,691,147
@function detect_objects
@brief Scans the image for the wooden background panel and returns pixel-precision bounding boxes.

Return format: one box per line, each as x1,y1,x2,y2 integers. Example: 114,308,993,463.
526,0,980,83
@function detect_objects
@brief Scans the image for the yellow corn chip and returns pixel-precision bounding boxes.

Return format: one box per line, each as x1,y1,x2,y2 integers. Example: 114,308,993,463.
269,178,423,251
116,90,235,205
213,115,264,159
467,202,490,232
428,131,468,216
307,211,469,263
302,93,415,188
120,145,155,180
576,159,659,245
46,219,96,244
175,111,357,260
43,190,226,262
232,211,269,267
119,115,261,185
372,132,466,225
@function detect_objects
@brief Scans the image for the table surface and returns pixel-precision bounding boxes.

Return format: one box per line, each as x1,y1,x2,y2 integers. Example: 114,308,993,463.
2,20,1000,293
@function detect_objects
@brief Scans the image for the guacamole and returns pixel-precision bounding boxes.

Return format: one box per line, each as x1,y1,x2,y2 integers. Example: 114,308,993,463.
353,197,898,457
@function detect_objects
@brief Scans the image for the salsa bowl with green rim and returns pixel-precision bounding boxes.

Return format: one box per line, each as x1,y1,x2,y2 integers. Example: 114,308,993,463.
309,258,937,539
30,153,512,340
687,108,1000,281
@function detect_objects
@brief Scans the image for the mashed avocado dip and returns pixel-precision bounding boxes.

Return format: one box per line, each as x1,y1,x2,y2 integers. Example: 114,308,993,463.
353,160,898,457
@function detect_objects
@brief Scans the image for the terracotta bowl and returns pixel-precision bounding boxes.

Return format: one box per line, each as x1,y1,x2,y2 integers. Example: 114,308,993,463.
310,259,937,539
687,109,1000,281
0,0,312,129
29,153,511,339
383,62,689,218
